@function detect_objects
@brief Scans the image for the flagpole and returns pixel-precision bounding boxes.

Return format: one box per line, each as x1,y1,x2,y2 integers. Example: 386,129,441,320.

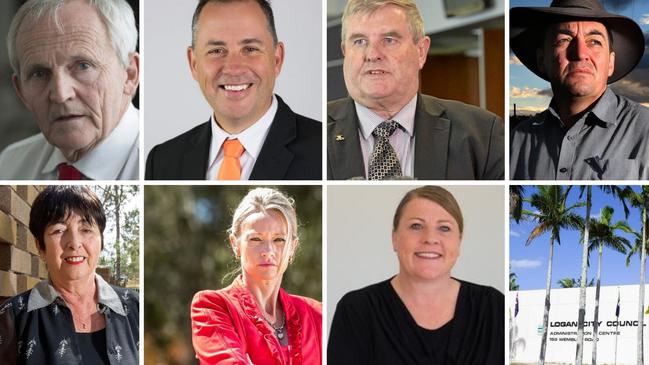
615,287,620,365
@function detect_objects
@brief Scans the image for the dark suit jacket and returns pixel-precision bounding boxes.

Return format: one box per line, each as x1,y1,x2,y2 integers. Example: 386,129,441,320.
327,94,504,180
146,95,322,180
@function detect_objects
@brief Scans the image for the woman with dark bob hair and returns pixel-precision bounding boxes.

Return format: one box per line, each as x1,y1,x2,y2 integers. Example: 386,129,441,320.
191,187,322,364
0,186,138,364
328,186,504,364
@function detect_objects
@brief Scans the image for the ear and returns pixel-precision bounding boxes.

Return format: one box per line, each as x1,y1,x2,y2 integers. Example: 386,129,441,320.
187,46,199,81
417,36,431,69
341,42,346,57
229,234,239,257
391,231,398,252
36,240,46,260
289,238,299,261
273,41,285,77
608,51,615,77
12,73,28,107
123,52,140,96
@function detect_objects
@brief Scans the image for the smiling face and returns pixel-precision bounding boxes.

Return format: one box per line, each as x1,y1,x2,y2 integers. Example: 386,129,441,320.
188,0,284,133
392,197,461,282
538,21,614,101
342,4,429,117
230,209,296,284
38,210,102,286
12,0,138,161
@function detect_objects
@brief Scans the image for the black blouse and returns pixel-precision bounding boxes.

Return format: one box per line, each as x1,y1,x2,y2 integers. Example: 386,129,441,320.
328,278,504,365
0,275,139,364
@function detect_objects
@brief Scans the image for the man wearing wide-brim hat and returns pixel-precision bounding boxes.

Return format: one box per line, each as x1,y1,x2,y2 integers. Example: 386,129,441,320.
509,0,648,180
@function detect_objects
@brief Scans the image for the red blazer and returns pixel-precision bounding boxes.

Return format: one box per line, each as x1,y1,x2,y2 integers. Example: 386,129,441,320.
191,277,322,365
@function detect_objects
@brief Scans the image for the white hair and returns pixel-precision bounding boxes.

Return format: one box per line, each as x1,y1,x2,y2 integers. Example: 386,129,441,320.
6,0,138,75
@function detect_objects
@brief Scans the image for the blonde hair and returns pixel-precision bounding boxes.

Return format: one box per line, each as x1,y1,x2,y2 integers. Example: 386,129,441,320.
341,0,425,43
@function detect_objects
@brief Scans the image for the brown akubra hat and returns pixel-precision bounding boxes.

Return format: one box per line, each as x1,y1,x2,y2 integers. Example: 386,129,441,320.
510,0,645,83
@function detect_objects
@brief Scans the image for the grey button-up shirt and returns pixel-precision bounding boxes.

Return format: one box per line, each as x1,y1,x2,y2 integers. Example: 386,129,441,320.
510,88,649,180
0,274,139,364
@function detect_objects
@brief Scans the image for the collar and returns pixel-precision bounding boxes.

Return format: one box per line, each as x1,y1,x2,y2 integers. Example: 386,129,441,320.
546,88,617,127
41,104,139,180
27,273,127,316
355,94,417,141
209,94,278,163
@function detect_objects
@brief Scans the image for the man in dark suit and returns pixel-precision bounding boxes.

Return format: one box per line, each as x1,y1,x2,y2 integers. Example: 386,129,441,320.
328,0,503,180
146,0,321,180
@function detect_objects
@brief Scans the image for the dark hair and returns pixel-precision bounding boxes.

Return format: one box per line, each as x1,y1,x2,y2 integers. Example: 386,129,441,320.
191,0,278,48
29,186,106,251
392,186,464,234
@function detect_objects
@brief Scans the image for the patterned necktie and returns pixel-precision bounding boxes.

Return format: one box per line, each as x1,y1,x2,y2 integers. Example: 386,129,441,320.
217,139,245,180
57,163,84,180
368,121,402,180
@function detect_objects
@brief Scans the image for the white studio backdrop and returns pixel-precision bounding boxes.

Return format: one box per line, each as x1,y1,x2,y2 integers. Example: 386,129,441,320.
143,0,323,158
327,185,505,334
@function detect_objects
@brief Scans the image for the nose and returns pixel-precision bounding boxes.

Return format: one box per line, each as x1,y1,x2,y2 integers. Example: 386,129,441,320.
423,229,440,245
64,229,83,250
259,240,275,258
567,37,589,61
364,41,383,62
222,53,247,75
49,70,75,103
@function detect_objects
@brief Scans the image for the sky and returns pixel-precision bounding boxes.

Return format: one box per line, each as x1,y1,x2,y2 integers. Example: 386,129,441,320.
510,186,647,291
509,0,649,115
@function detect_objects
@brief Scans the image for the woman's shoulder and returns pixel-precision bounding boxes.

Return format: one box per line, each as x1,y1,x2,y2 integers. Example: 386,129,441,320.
0,289,33,317
285,292,322,316
456,279,504,305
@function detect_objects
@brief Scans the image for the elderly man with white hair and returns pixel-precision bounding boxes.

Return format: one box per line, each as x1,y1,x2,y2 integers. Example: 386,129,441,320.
0,0,140,180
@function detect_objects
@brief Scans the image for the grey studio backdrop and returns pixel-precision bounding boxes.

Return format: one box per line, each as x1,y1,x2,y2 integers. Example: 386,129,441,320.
143,0,323,160
327,185,505,333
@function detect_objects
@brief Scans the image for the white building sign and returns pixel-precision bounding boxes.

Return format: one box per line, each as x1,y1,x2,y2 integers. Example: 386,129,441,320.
511,285,649,364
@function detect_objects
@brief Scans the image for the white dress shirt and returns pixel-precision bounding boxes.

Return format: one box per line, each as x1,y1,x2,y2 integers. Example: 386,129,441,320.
356,94,417,178
206,95,278,180
0,104,139,180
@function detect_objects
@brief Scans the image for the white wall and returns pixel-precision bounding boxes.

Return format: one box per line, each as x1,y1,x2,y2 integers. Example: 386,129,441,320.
327,185,505,332
143,0,323,158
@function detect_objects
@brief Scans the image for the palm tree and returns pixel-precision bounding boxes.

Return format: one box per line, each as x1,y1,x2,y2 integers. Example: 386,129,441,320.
510,185,525,223
586,206,632,364
575,185,629,365
557,277,594,288
621,186,649,365
510,270,520,291
522,185,584,365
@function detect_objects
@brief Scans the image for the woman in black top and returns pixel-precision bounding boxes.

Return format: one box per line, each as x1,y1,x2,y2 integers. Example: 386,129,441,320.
328,186,504,364
0,186,139,364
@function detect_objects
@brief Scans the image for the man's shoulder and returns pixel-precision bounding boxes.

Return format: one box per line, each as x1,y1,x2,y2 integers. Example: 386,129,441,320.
152,121,211,151
0,134,53,179
420,94,499,123
511,111,550,135
326,97,355,124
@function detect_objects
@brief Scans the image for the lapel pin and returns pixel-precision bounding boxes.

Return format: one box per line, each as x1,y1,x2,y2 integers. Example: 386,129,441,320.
335,134,345,141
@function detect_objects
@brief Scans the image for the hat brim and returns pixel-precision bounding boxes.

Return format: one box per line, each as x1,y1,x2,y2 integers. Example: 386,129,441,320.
510,7,645,83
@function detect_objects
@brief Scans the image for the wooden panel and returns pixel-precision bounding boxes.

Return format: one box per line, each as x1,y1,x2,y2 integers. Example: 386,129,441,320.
484,28,505,119
420,55,480,107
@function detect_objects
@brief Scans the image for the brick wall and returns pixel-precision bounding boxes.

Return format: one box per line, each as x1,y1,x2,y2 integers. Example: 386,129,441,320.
0,185,46,303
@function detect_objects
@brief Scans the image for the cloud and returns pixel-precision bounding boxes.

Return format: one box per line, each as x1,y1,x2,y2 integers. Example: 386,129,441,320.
510,105,548,116
642,103,649,108
511,259,543,269
610,69,649,104
510,55,523,65
510,230,521,237
510,86,553,98
641,14,649,25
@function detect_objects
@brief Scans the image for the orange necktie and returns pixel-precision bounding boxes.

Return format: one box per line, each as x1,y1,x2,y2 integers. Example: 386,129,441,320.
217,139,245,180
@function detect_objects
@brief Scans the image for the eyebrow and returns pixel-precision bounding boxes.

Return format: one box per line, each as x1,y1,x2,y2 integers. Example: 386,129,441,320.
347,31,403,40
555,28,606,38
204,38,264,47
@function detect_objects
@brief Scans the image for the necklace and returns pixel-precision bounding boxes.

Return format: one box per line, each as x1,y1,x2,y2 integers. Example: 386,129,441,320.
263,310,286,342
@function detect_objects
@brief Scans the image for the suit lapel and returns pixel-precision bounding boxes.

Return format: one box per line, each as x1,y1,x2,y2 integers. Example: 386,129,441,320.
250,96,295,179
414,95,450,180
181,121,212,179
327,98,365,179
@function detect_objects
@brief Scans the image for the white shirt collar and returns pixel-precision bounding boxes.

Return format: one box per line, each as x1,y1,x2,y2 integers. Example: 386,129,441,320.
41,104,139,180
208,94,278,165
356,94,417,141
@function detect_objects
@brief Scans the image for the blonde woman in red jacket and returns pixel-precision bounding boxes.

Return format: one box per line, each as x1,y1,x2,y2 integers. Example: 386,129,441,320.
191,188,322,364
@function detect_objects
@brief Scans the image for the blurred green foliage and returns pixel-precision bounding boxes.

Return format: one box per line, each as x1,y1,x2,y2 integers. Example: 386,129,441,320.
144,185,322,365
